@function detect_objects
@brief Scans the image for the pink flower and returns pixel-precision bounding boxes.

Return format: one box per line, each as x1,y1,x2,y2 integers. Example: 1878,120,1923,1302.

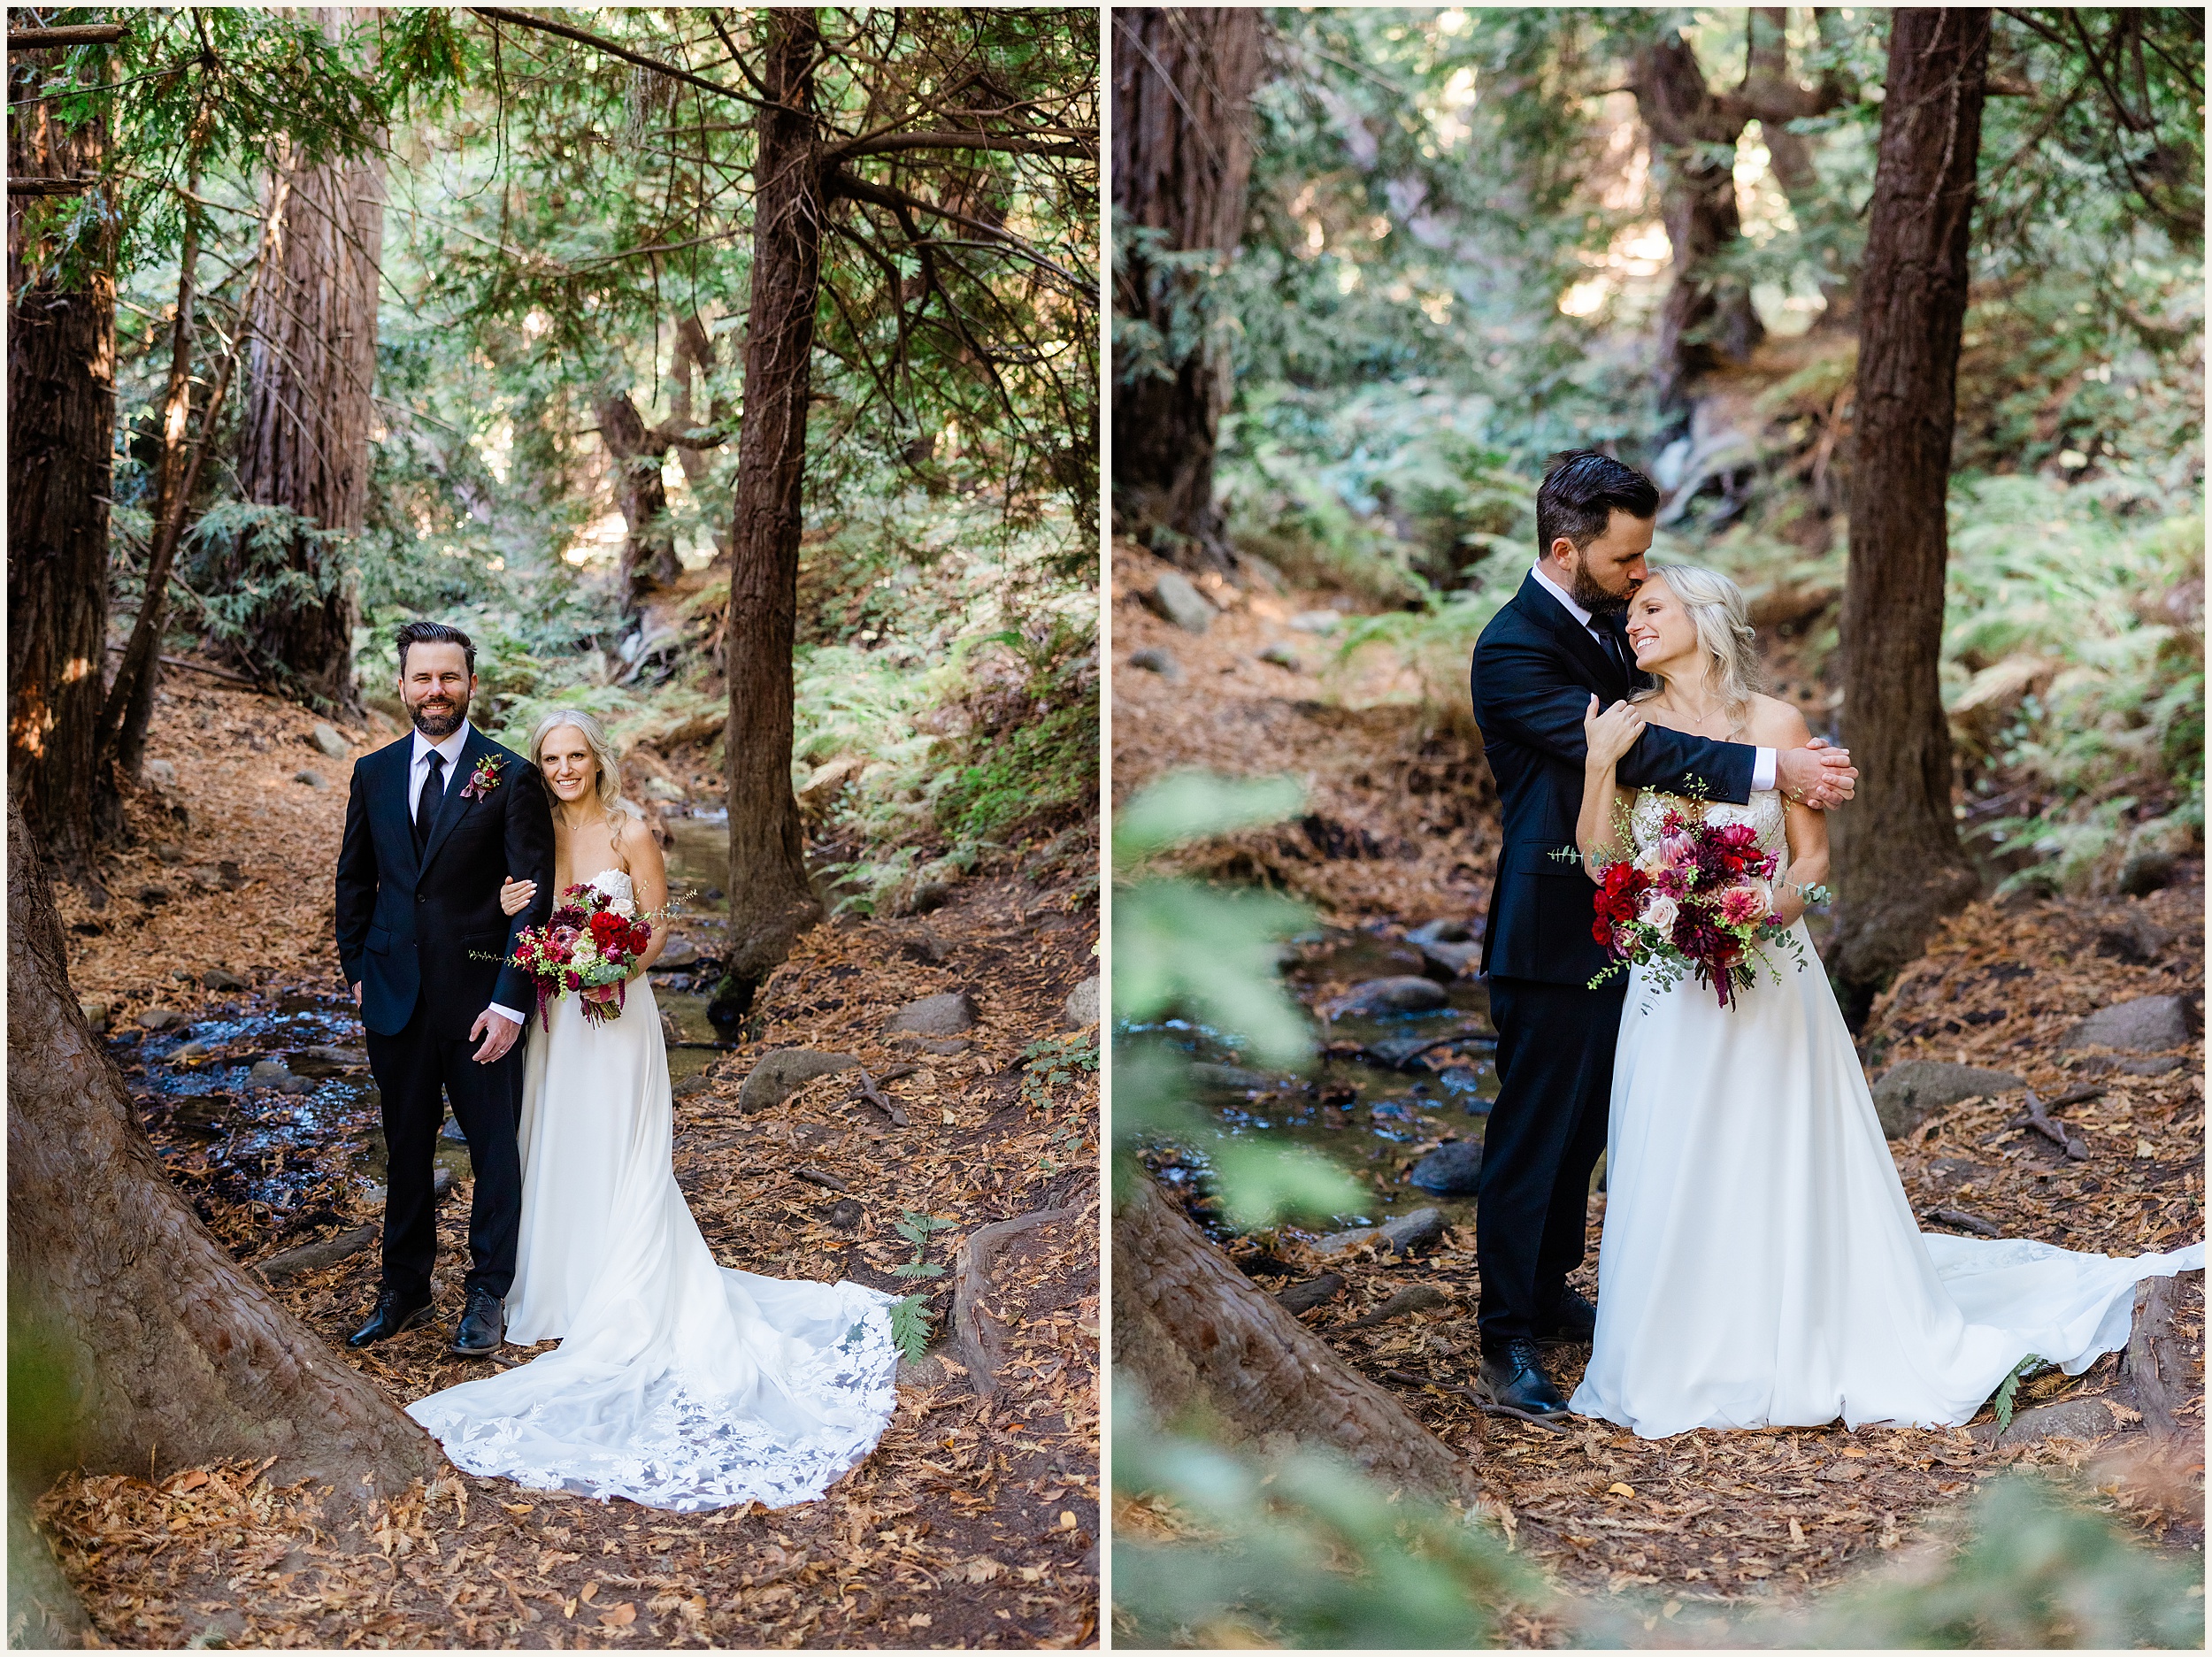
1717,884,1769,926
1640,893,1680,934
1659,831,1696,868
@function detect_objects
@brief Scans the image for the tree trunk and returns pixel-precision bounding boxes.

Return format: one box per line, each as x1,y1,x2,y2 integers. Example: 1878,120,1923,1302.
1633,32,1762,416
1830,9,1991,1017
1110,7,1265,565
1113,1172,1479,1500
6,44,114,878
594,389,681,614
722,8,826,983
221,8,384,716
6,796,440,1508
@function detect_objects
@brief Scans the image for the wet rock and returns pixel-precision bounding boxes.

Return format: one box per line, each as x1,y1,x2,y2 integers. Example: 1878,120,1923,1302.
2063,995,2195,1054
246,1059,295,1090
1190,1062,1273,1093
1407,918,1477,946
1127,647,1183,684
655,936,702,968
884,990,977,1037
170,1041,213,1064
168,1096,234,1135
1870,1060,2024,1139
1063,976,1100,1029
1414,940,1482,979
311,724,350,761
293,769,326,789
202,968,248,992
442,1113,469,1143
672,1073,713,1100
740,1048,861,1114
293,1045,366,1075
137,1006,186,1032
1147,571,1215,634
1288,610,1342,635
1257,641,1303,671
144,758,179,789
823,1198,864,1231
1316,1206,1447,1258
1408,1139,1484,1195
1323,976,1450,1019
1277,1272,1345,1314
79,999,111,1033
2095,913,2177,966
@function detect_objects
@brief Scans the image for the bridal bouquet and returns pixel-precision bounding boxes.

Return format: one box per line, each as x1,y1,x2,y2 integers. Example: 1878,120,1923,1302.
1587,804,1822,1009
508,878,656,1029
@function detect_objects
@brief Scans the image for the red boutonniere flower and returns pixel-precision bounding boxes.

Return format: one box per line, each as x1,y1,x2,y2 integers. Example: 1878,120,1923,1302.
459,755,503,800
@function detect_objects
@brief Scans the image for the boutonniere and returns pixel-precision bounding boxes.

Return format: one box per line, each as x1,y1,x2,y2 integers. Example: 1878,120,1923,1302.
459,755,503,801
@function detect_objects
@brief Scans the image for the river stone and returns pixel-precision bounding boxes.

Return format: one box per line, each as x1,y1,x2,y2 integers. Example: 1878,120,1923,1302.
2062,995,2194,1054
1257,641,1303,671
1063,976,1099,1029
202,968,248,992
246,1059,295,1090
1278,1272,1345,1314
294,1045,366,1074
740,1048,860,1114
1325,976,1450,1019
1317,1206,1448,1258
1288,610,1342,635
79,999,111,1033
2096,913,2177,966
884,991,977,1037
1128,647,1182,684
137,1006,185,1032
1870,1060,2024,1139
1408,1139,1484,1195
1190,1062,1274,1093
656,936,702,968
1148,571,1216,634
1415,940,1483,979
169,1041,212,1064
293,769,326,789
311,723,349,761
144,758,178,790
1407,918,1476,946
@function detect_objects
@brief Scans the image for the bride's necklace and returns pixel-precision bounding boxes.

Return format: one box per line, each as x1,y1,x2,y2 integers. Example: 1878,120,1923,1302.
1646,684,1744,742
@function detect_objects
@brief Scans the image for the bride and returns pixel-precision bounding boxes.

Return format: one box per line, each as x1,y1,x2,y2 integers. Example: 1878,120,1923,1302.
1565,564,2202,1438
404,710,898,1510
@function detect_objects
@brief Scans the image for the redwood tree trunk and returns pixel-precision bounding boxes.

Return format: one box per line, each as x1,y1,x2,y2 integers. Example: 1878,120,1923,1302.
7,798,440,1507
1110,7,1264,564
1113,1172,1479,1500
594,389,681,614
1830,9,1991,1016
6,46,114,877
222,9,384,715
723,8,826,982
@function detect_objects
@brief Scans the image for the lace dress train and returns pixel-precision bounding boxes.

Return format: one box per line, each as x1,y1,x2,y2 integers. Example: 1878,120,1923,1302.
1568,792,2204,1438
406,872,898,1510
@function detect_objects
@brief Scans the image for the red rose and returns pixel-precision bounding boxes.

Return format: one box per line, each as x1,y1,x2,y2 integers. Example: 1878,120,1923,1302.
628,921,652,953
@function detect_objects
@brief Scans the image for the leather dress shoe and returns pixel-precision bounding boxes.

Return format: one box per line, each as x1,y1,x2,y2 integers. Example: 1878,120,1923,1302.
1537,1289,1597,1343
1479,1337,1571,1417
347,1289,434,1348
450,1288,506,1356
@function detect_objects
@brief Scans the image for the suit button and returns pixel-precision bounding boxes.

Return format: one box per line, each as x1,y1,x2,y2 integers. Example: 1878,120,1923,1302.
417,893,426,903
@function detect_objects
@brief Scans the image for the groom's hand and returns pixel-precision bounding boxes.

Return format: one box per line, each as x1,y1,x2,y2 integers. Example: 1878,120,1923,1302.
1778,739,1857,809
471,1008,523,1064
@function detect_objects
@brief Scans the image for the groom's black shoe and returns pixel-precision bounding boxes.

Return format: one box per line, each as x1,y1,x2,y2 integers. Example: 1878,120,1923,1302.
450,1288,506,1355
347,1288,434,1348
1479,1338,1571,1418
1536,1290,1597,1344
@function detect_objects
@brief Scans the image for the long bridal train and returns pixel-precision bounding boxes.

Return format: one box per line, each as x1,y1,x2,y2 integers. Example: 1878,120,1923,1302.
407,871,898,1513
1570,791,2204,1439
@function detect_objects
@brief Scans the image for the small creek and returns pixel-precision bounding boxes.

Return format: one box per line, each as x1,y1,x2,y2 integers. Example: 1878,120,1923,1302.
1139,924,1502,1240
119,813,740,1223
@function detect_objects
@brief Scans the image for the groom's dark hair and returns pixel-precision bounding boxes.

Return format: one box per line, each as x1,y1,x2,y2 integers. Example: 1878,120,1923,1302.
1537,449,1660,559
395,619,477,677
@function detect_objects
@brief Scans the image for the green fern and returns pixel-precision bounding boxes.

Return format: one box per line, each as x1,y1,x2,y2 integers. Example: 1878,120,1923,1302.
888,1293,934,1364
1991,1354,2047,1431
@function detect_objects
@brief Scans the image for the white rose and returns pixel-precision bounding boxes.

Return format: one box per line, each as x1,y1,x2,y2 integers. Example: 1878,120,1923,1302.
1640,893,1679,934
587,871,637,918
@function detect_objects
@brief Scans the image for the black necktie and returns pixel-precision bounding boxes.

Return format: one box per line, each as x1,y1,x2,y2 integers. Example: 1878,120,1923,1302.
416,751,445,850
1594,624,1627,679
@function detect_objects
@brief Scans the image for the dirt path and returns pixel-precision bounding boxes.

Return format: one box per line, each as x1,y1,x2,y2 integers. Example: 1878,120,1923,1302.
43,674,1100,1650
1111,542,2204,1633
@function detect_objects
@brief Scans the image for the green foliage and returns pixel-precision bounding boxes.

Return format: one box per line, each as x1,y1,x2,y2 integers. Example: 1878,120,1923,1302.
891,1211,956,1282
1989,1354,2047,1433
887,1293,934,1365
1020,1033,1100,1116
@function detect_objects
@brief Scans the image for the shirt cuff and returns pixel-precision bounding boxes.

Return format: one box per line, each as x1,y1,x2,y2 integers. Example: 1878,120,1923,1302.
488,1001,526,1026
1752,748,1778,794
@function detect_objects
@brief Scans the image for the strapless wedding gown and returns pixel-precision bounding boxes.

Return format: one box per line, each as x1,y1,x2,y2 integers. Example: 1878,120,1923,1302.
1570,791,2203,1438
406,870,898,1510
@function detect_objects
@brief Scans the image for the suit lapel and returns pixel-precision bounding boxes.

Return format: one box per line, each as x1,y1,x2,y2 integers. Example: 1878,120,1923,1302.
375,740,422,887
417,727,484,880
1517,573,1629,696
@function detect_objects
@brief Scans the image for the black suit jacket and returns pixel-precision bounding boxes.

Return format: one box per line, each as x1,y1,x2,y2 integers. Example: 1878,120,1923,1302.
334,725,556,1039
1470,572,1757,986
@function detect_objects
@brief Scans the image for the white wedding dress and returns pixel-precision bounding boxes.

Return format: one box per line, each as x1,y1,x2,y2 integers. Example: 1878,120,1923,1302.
406,871,899,1511
1570,791,2204,1438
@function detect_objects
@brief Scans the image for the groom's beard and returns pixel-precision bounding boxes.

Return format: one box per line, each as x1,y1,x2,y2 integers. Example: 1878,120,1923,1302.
1573,565,1631,619
409,692,470,740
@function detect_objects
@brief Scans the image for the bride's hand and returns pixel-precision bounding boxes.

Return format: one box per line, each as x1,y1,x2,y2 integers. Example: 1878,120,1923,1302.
1584,694,1644,769
498,877,538,917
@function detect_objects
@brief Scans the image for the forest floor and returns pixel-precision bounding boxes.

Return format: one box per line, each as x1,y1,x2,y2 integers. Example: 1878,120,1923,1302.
42,670,1101,1651
1111,540,2205,1642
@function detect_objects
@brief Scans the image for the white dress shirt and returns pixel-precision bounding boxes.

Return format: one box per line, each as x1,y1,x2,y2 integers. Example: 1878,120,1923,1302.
1529,562,1778,793
410,723,524,1028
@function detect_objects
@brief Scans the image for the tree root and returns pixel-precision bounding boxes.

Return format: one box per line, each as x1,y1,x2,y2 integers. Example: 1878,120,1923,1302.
945,1205,1081,1400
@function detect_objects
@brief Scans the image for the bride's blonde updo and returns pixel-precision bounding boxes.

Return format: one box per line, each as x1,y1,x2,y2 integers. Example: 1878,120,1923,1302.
528,709,640,821
1637,563,1763,725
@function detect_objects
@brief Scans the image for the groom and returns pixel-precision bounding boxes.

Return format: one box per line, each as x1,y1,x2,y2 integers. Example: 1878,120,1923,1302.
1466,451,1856,1416
334,620,554,1356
